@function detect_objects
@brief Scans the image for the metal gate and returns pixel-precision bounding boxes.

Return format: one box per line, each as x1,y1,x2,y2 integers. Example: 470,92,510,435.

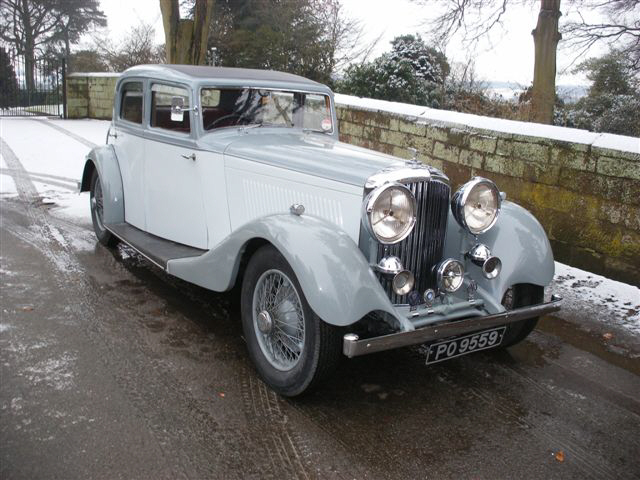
0,46,65,117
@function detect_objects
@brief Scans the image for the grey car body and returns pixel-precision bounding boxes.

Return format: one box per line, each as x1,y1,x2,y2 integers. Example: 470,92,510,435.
80,64,561,395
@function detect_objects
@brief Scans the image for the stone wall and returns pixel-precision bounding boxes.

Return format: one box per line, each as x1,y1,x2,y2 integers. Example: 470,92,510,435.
64,74,640,285
66,73,119,119
335,94,640,285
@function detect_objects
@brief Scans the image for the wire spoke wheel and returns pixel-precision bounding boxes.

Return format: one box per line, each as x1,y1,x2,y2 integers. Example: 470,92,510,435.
89,170,118,247
91,175,105,231
252,269,305,371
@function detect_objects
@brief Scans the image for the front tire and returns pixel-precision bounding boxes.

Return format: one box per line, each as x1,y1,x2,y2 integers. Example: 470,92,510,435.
90,169,118,247
500,283,544,348
241,245,342,396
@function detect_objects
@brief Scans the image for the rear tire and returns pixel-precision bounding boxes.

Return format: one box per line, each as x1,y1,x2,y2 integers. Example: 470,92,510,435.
241,245,342,396
500,284,544,348
90,169,118,247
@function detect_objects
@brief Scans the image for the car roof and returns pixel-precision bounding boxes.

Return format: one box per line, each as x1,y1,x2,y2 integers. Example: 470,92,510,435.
121,64,331,94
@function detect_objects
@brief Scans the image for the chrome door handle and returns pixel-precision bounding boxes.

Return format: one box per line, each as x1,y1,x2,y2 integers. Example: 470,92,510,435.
106,127,119,143
181,153,196,161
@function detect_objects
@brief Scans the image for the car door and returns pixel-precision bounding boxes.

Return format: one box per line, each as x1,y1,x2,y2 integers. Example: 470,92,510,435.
143,82,208,249
111,80,146,230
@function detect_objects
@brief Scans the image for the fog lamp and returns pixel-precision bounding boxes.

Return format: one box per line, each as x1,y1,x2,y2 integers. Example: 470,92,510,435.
467,244,502,280
392,270,415,296
376,256,404,275
435,259,465,293
482,256,502,279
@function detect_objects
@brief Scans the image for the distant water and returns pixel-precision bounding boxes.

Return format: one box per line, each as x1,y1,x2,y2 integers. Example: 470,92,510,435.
484,81,588,103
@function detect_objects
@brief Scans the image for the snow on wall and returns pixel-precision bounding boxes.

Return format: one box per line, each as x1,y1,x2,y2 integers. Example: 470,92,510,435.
334,94,639,155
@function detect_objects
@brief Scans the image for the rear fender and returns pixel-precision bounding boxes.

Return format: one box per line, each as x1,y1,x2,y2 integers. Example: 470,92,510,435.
80,145,124,225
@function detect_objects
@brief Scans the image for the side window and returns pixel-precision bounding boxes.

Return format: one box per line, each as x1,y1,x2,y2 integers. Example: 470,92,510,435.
150,83,191,133
120,82,143,124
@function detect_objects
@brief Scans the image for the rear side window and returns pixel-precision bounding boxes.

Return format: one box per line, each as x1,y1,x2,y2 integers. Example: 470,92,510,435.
150,83,191,133
120,82,143,124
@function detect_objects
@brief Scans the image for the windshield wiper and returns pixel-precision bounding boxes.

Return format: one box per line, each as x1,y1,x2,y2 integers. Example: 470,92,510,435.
238,123,263,131
302,128,330,134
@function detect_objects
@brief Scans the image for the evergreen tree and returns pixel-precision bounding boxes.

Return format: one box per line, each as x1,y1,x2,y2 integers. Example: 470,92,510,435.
0,48,19,108
562,51,640,136
336,34,448,107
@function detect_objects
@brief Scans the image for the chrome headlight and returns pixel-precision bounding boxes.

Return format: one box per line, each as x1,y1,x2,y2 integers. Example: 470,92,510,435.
364,183,416,244
452,177,501,235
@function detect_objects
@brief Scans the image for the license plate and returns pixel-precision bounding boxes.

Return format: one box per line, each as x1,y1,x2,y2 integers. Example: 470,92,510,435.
426,327,506,365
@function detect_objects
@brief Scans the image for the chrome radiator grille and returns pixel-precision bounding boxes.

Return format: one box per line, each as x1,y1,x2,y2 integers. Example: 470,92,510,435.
377,179,450,304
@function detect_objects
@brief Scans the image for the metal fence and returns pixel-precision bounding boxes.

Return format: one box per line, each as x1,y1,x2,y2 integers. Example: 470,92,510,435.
0,46,65,117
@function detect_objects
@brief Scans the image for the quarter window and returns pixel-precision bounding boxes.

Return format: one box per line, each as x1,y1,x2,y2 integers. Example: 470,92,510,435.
150,83,191,133
120,82,143,124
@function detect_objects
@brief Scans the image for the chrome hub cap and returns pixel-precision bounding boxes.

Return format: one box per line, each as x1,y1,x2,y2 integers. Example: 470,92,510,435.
256,310,273,334
252,269,305,371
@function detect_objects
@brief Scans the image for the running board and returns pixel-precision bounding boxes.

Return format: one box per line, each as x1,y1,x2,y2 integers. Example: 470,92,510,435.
106,223,207,269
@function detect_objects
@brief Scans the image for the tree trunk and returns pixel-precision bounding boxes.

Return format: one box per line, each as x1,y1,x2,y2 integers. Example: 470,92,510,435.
531,0,561,124
64,30,71,72
160,0,214,65
20,0,36,102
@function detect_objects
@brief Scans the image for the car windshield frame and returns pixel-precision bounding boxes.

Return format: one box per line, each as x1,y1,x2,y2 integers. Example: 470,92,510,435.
199,86,334,135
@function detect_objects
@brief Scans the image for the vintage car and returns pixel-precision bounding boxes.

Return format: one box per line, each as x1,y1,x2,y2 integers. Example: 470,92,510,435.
80,64,561,396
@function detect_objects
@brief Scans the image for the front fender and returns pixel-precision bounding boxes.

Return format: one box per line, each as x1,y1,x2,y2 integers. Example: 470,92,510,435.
166,214,407,328
80,145,124,225
443,201,555,313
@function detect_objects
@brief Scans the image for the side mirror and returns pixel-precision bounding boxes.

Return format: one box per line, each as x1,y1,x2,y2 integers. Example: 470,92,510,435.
171,96,186,122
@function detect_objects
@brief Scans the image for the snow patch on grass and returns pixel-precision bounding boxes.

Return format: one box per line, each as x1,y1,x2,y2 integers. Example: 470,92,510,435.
553,262,640,335
46,118,110,146
52,191,90,222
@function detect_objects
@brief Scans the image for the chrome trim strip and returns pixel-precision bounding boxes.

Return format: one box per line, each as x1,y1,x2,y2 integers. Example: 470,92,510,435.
343,295,562,357
365,166,431,189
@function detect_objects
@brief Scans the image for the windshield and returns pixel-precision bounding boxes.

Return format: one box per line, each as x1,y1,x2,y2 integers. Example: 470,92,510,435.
201,88,333,133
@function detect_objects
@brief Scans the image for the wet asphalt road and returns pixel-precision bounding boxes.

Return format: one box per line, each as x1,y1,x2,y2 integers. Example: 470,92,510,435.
1,126,640,480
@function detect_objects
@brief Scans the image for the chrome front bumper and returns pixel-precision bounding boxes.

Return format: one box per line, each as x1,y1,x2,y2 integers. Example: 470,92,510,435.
343,295,562,358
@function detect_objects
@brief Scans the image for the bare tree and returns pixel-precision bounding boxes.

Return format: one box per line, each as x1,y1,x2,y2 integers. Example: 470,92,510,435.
54,0,106,60
562,0,640,71
418,0,561,124
531,0,561,123
159,0,213,64
0,0,63,91
310,0,381,73
0,0,106,90
419,0,513,46
92,24,165,71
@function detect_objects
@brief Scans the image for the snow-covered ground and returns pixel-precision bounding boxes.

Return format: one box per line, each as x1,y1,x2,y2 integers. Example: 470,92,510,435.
0,117,109,223
552,263,639,335
0,173,18,197
0,116,638,337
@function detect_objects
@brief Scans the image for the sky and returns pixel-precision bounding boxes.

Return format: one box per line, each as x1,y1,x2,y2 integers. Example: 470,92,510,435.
88,0,611,86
